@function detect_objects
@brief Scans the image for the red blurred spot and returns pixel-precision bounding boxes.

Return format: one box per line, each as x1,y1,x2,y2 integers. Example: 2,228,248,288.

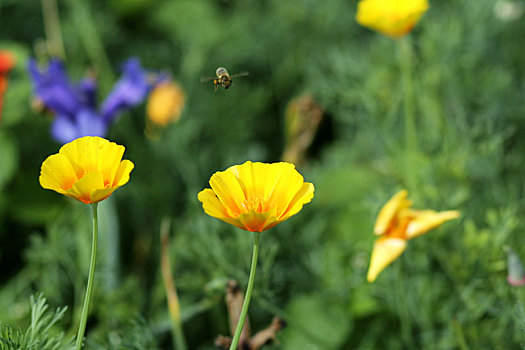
0,50,16,124
0,51,15,74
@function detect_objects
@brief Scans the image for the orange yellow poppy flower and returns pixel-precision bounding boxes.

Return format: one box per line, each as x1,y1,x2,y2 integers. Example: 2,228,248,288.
198,161,314,232
356,0,429,38
367,190,459,282
147,81,185,126
39,136,134,204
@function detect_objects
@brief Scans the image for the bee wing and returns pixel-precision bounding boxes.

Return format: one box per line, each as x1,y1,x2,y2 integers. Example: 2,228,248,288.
200,76,216,83
230,72,249,78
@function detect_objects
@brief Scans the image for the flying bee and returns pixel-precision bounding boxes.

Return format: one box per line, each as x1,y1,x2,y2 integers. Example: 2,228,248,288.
201,67,249,91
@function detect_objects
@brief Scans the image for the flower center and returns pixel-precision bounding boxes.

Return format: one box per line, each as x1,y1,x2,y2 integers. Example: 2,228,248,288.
240,197,269,214
387,214,411,239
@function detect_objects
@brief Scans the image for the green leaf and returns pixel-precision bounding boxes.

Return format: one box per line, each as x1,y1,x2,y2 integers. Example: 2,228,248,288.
279,294,352,349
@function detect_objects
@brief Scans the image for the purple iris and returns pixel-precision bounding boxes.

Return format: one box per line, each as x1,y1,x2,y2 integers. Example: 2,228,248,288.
29,57,159,144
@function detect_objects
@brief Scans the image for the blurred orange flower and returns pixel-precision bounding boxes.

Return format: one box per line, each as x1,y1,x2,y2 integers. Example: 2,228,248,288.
356,0,429,38
39,136,134,204
367,190,459,282
0,50,15,122
147,81,185,126
198,161,314,232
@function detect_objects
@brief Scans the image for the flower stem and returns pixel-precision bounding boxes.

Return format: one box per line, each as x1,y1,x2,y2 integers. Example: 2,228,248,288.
67,0,115,88
395,259,413,349
160,217,188,350
398,36,418,190
229,232,260,350
41,0,66,59
75,202,99,350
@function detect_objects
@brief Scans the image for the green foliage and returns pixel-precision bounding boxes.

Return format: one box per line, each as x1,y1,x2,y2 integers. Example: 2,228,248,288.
87,318,159,350
0,293,73,350
1,0,525,349
279,294,352,349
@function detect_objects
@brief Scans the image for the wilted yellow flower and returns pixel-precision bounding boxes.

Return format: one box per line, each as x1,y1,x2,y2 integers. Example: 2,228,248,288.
147,81,185,126
282,94,323,166
198,161,314,232
39,136,134,204
356,0,429,38
367,190,459,282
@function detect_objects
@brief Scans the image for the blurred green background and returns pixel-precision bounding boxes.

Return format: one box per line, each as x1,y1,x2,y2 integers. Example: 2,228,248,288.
1,0,525,348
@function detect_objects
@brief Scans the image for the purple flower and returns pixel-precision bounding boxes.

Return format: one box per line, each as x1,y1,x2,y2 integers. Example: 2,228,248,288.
29,57,159,144
28,59,86,117
51,109,108,144
101,58,154,123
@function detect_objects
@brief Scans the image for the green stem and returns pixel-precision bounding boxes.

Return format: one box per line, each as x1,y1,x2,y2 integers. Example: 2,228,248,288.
172,320,187,350
67,0,114,90
229,232,260,350
75,202,99,350
395,260,413,349
452,318,470,350
398,36,417,190
41,0,66,59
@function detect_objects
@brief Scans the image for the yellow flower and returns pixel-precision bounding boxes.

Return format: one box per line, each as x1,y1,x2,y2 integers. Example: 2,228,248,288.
39,136,134,204
356,0,429,38
198,161,314,232
146,81,185,126
367,190,459,282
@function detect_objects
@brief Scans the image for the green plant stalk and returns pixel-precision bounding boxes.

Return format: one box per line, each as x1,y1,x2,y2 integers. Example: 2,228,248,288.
396,259,413,349
398,36,417,190
41,0,66,59
75,202,99,350
67,0,114,90
160,217,188,350
452,318,470,350
229,232,261,350
172,321,186,350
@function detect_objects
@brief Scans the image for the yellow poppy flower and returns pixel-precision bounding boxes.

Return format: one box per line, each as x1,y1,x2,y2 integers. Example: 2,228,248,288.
39,136,134,204
147,81,185,126
367,190,459,282
198,161,314,232
356,0,429,38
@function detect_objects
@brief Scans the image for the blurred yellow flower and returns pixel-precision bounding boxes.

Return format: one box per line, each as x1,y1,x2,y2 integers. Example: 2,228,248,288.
39,136,134,204
147,81,185,126
356,0,429,38
198,161,314,232
367,190,459,282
